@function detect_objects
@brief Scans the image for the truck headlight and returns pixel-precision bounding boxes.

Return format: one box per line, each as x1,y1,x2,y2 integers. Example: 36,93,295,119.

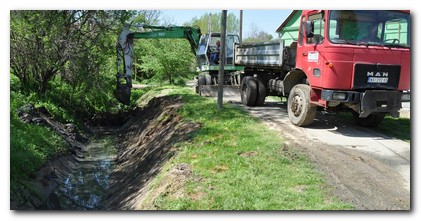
332,92,347,100
401,93,410,102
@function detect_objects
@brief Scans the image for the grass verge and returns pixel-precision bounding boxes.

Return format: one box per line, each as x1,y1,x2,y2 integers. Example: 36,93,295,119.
137,86,353,210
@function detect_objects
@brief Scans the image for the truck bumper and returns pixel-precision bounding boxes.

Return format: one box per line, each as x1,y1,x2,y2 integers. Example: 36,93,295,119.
321,90,404,118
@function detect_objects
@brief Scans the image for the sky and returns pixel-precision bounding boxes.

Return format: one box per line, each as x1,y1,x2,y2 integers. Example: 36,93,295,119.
161,10,293,38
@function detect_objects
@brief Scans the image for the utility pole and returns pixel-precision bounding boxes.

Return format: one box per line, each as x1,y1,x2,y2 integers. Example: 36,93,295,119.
240,10,243,43
217,10,227,110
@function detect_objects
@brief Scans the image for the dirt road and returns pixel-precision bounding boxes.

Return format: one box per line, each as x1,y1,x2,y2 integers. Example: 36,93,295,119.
225,96,410,210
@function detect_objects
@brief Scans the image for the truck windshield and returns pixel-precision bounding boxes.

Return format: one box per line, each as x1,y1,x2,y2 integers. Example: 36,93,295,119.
328,10,410,48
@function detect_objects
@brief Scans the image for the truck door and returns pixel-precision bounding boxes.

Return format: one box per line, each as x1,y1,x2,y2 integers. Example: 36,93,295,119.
297,11,325,88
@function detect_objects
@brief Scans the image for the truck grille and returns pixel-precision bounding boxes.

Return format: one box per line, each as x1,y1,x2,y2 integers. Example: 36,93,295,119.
353,64,400,90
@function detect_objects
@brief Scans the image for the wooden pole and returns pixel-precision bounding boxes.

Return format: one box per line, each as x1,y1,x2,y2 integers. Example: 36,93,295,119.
217,10,227,110
240,10,243,44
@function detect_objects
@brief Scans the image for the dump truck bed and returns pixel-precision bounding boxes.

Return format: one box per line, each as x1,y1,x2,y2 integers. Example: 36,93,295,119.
234,41,284,68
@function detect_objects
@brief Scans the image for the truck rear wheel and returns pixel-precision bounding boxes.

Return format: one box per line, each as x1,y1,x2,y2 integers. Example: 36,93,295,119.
255,77,266,106
287,84,316,127
205,73,212,85
198,75,206,86
241,76,257,106
352,112,385,127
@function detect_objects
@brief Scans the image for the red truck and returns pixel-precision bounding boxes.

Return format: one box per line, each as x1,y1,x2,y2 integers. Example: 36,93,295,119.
235,10,410,127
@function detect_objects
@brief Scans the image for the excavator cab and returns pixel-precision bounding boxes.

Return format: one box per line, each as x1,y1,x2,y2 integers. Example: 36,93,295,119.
195,33,243,97
196,33,240,71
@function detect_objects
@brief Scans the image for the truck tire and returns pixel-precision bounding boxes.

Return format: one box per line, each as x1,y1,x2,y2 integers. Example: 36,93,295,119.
241,76,258,106
205,73,212,85
287,84,316,127
352,112,385,127
255,77,266,106
198,75,206,86
197,75,206,95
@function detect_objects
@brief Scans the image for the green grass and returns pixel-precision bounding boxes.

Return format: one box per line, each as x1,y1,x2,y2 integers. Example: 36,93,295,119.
377,116,410,142
267,96,287,102
137,86,353,210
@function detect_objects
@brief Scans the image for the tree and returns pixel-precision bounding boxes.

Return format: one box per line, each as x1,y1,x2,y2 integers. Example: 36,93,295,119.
243,23,274,43
183,12,239,34
10,10,163,116
10,11,72,95
136,38,196,85
10,10,151,95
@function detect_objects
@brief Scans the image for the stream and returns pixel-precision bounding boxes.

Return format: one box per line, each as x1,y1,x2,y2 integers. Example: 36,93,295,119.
43,135,117,210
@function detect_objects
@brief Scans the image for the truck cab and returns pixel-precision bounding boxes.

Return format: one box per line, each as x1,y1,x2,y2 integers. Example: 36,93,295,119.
236,10,410,127
297,10,410,125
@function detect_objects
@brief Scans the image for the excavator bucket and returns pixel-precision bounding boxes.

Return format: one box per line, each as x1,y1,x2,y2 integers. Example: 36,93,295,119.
115,84,131,105
115,72,132,105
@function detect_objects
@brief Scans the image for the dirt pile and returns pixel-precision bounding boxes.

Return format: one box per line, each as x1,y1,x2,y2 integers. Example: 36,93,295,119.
102,95,200,210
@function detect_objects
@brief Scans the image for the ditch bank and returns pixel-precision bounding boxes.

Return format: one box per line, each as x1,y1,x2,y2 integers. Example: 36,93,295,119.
101,95,200,210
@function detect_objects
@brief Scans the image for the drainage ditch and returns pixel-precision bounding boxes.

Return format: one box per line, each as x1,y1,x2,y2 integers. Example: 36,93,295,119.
27,95,200,210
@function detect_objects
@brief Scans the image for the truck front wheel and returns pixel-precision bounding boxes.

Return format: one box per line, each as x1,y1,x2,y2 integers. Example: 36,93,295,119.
352,112,385,128
287,84,316,127
241,76,257,106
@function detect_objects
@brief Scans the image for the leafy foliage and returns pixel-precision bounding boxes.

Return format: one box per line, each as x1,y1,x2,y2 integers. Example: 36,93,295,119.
134,39,196,85
10,10,162,119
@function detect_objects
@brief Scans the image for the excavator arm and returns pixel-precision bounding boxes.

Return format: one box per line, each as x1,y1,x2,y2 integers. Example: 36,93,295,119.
115,24,201,105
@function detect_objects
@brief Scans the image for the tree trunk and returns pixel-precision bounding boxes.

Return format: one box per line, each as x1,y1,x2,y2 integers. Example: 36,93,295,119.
168,73,173,85
38,68,57,96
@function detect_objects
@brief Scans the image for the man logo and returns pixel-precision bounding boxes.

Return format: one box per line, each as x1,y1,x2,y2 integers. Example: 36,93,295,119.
367,72,389,77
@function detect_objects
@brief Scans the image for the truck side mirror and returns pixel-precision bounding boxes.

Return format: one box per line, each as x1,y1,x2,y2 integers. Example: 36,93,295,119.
305,21,314,38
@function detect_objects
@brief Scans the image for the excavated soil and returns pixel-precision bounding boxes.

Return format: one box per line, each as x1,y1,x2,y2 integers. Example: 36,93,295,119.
101,95,200,210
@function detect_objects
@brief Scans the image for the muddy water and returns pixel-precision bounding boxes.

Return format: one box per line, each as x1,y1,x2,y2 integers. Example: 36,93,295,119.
43,135,117,210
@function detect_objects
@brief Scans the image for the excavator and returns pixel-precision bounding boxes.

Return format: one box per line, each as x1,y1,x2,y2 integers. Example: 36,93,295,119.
115,24,243,105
